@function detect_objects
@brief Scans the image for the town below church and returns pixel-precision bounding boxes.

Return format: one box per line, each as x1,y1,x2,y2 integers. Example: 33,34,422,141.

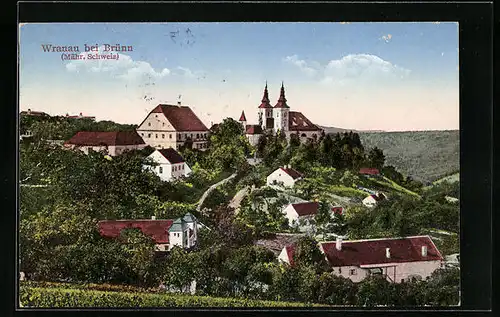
19,82,459,307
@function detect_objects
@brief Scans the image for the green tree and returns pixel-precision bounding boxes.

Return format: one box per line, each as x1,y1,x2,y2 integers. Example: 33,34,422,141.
367,147,385,170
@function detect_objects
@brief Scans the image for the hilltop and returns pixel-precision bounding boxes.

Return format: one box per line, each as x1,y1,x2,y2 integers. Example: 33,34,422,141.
358,130,459,183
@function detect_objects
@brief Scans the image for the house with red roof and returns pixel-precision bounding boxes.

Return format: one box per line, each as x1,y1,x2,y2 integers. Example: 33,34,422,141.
279,235,444,283
238,82,323,143
359,168,380,176
282,202,344,231
98,213,199,251
266,165,304,188
64,131,146,156
144,148,192,182
136,102,209,151
362,193,387,208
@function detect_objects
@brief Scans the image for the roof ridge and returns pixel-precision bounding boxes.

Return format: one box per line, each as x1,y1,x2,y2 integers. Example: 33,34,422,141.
321,235,432,244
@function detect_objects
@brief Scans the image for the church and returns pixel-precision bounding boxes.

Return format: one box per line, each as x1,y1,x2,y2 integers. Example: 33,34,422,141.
239,83,323,146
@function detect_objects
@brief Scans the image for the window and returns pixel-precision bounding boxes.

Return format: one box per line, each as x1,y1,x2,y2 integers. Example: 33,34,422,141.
148,133,151,138
349,269,357,275
159,167,163,174
190,134,193,139
163,122,165,126
339,268,342,274
401,278,405,283
155,115,158,118
196,133,200,139
155,134,158,138
141,133,144,136
174,166,177,171
169,134,172,139
162,134,165,139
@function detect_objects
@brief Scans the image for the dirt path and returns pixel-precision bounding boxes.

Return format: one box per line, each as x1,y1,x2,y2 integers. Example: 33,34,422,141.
196,173,237,212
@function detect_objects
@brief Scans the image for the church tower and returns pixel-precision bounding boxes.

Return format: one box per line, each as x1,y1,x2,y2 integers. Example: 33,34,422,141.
258,82,273,131
238,110,247,129
273,82,290,134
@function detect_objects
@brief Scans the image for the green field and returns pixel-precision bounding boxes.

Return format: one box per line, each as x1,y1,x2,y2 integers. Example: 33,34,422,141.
19,283,327,308
359,130,459,182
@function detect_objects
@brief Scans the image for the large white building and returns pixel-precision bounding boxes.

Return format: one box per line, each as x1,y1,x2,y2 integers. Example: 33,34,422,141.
137,102,209,151
144,148,192,182
238,83,324,145
279,235,444,283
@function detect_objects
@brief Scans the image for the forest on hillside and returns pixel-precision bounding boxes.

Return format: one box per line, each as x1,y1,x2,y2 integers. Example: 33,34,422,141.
359,131,459,183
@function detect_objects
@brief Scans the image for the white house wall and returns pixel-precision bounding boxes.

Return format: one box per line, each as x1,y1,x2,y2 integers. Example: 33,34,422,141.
137,112,178,149
266,169,295,188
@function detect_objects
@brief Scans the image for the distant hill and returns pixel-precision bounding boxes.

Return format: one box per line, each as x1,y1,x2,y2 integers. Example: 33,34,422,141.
318,125,385,134
358,130,459,183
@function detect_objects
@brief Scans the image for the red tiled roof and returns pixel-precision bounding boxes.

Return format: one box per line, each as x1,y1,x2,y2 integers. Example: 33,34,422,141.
158,148,185,164
274,83,289,109
291,202,319,217
285,245,296,266
321,236,443,267
288,111,322,132
367,193,386,201
359,168,380,175
245,124,264,135
332,206,344,214
65,131,145,146
280,167,303,180
147,104,209,132
98,219,174,244
239,111,247,122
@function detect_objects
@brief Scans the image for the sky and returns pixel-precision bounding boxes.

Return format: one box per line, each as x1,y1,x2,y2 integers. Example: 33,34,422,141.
19,22,459,131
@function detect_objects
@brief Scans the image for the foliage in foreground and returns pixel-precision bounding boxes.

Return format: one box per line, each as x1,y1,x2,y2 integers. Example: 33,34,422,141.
19,286,324,308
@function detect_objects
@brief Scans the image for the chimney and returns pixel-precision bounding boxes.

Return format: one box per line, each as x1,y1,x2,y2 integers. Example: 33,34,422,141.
336,236,343,251
151,215,156,220
386,248,391,258
422,245,428,257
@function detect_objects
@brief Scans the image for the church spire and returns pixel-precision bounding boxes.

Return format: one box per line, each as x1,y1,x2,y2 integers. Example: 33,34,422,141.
239,110,247,122
258,81,272,108
274,81,289,108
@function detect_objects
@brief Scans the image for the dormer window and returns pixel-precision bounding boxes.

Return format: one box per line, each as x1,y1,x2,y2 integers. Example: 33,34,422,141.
148,123,151,126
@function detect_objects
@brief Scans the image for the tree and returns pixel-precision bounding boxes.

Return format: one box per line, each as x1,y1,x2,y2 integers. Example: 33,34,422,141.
163,246,197,292
367,147,385,170
315,201,333,237
355,275,394,307
317,273,358,305
293,236,331,274
119,228,156,286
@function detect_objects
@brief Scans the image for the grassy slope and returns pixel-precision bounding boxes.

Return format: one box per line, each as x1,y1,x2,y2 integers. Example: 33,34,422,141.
359,131,459,183
20,284,326,308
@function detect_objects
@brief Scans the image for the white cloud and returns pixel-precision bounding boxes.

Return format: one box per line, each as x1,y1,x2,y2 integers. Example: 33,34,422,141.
176,66,205,79
283,53,410,85
323,54,410,84
283,55,318,76
380,34,392,43
65,46,170,81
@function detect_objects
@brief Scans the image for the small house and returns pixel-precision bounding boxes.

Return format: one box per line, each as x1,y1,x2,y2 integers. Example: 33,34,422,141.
362,193,386,208
266,165,303,188
144,148,192,182
282,202,344,231
359,168,380,177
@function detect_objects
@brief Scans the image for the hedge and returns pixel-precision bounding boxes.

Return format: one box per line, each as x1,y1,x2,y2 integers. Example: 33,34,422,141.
20,286,326,308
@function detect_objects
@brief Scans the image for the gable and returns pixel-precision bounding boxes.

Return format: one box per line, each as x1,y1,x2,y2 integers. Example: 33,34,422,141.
137,111,176,131
270,168,294,181
147,150,171,165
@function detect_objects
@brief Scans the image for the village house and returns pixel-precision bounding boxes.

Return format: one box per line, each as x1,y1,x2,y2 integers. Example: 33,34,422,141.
98,213,199,251
359,168,381,177
136,102,209,151
362,193,387,208
282,202,344,231
65,112,96,121
279,235,444,283
144,148,192,182
266,165,304,188
64,130,146,156
237,83,323,143
20,108,50,117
